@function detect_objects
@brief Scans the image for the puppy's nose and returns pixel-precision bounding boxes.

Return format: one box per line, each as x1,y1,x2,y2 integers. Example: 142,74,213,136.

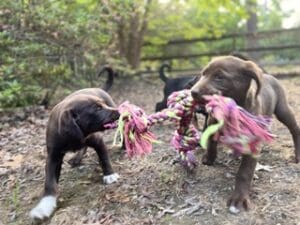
191,90,201,100
111,110,120,120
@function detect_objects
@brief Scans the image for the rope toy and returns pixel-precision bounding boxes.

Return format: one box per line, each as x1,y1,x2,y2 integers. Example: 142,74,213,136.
200,95,274,156
104,90,274,169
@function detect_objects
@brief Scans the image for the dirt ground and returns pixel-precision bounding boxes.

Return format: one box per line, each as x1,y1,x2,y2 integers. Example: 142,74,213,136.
0,76,300,225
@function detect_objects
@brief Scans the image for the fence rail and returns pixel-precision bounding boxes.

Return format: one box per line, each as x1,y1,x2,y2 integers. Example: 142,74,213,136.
143,27,300,46
142,44,300,61
142,27,300,62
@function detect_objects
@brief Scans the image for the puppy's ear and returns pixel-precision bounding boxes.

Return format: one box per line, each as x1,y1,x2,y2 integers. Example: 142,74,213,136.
58,110,84,139
94,98,117,111
94,99,104,108
242,61,263,97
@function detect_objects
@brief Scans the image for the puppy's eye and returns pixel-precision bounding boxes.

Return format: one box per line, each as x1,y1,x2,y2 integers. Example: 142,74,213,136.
94,104,103,111
214,74,223,82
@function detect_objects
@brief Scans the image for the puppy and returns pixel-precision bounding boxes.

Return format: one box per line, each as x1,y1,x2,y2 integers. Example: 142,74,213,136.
154,53,256,112
191,56,300,213
155,63,197,112
68,66,117,167
30,88,120,220
154,64,207,131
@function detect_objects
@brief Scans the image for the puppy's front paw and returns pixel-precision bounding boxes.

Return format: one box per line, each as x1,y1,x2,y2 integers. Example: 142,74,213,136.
103,173,120,184
227,191,251,214
229,205,240,214
202,153,215,165
30,196,57,220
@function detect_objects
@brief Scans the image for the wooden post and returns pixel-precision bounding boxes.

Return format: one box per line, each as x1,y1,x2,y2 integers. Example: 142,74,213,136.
246,0,260,60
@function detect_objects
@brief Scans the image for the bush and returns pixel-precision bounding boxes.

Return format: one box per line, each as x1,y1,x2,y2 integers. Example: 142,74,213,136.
0,79,41,108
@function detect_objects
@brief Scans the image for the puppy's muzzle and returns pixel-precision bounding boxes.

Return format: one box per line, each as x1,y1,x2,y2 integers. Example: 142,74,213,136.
191,89,201,100
110,109,120,121
191,89,208,104
191,87,221,103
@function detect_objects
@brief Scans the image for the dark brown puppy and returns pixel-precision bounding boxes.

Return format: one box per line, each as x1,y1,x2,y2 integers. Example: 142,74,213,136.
30,88,120,220
155,64,207,131
67,68,117,167
191,56,300,214
155,63,197,112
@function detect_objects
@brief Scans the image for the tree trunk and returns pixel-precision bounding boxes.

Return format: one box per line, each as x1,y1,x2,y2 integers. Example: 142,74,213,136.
246,0,259,60
117,19,127,59
116,0,152,69
126,10,140,68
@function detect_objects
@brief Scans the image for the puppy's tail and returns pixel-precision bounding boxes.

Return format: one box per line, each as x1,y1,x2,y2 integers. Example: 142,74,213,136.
159,63,171,83
98,66,116,91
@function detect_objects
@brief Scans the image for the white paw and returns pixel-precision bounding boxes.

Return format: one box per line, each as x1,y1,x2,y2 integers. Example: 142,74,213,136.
30,196,57,220
229,205,240,214
103,173,120,184
255,162,272,172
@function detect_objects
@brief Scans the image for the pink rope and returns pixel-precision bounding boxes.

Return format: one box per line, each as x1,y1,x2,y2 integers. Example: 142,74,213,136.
203,95,274,156
104,90,274,169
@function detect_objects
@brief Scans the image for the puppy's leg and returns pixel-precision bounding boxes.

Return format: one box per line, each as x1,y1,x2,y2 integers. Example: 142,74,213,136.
227,155,257,214
85,133,119,184
202,139,218,165
274,92,300,163
68,147,87,167
30,150,64,220
191,113,199,130
202,116,218,165
202,115,208,131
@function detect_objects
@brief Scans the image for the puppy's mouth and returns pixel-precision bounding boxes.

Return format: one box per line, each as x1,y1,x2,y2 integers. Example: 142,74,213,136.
192,90,222,104
195,105,208,115
194,97,207,105
105,110,120,124
191,93,209,106
102,110,120,129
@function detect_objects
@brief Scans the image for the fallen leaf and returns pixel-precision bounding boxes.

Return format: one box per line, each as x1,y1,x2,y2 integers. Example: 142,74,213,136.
2,155,23,169
105,191,131,203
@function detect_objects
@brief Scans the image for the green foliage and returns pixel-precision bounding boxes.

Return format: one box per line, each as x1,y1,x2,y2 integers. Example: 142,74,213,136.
143,0,294,69
0,79,40,108
0,0,293,107
0,26,72,107
257,0,284,29
143,0,248,69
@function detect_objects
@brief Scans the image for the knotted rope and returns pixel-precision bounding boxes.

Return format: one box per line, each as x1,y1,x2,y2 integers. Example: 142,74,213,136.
200,95,274,157
105,90,274,169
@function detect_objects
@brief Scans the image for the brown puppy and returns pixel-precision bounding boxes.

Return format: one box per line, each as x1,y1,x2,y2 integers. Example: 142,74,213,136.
30,88,120,220
191,56,300,213
68,68,117,167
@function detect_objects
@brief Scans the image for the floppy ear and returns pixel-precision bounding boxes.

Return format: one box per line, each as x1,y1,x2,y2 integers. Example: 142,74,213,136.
58,110,84,140
94,97,117,111
242,61,263,97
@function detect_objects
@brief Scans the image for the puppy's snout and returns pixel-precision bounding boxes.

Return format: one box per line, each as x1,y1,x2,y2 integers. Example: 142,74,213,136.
111,109,120,121
191,89,201,100
191,86,208,104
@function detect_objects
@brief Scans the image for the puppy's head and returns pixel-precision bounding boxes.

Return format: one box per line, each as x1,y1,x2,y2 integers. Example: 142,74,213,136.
59,95,120,136
191,56,263,105
88,98,120,129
